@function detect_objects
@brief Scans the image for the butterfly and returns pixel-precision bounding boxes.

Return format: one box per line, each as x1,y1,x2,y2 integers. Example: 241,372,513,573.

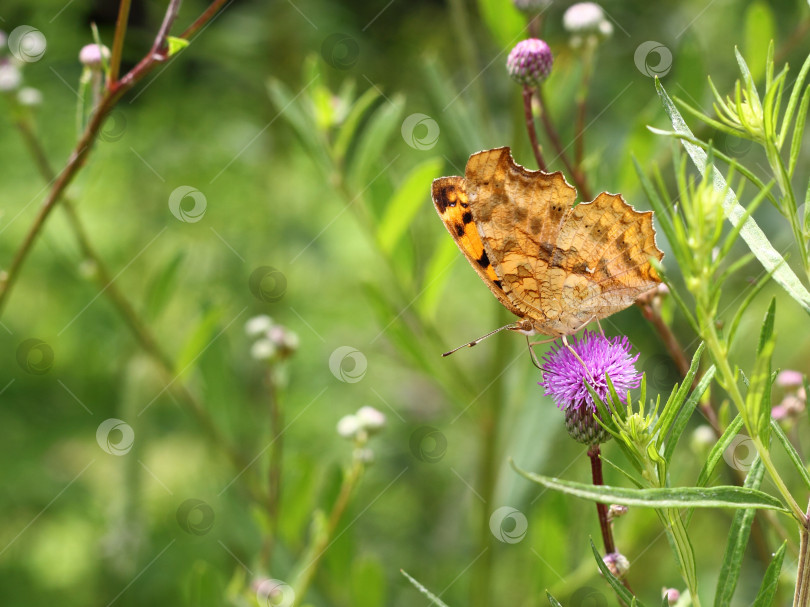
432,147,663,356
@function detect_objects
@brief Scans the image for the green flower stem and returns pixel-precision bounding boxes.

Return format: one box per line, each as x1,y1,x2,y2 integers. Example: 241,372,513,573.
108,0,132,84
660,508,701,607
261,368,284,570
522,86,547,171
793,503,810,607
291,455,365,605
701,317,804,521
574,44,595,172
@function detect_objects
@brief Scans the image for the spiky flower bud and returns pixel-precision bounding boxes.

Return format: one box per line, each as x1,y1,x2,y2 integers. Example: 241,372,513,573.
507,39,553,88
564,404,611,445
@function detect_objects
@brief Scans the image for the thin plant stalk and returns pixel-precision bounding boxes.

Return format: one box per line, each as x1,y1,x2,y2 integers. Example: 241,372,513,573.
261,368,284,569
522,85,547,171
0,0,229,318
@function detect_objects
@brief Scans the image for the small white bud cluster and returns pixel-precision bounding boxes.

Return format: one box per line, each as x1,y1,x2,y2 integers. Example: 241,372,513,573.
563,3,613,48
245,315,299,361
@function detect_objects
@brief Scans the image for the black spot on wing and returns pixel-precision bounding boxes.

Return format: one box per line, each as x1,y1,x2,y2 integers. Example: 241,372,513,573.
462,211,473,224
476,250,491,269
455,223,464,237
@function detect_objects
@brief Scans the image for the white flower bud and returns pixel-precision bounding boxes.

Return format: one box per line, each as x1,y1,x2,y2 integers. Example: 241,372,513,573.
245,315,274,337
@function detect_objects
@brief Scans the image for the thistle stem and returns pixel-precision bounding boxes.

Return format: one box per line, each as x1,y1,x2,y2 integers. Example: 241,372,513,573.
587,444,615,554
261,368,284,570
793,504,810,607
522,86,547,171
535,87,592,200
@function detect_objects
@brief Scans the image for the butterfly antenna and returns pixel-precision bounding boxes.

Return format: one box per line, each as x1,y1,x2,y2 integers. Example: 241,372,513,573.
442,323,521,357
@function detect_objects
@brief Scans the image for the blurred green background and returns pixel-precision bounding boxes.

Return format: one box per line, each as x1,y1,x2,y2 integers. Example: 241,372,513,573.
1,0,809,605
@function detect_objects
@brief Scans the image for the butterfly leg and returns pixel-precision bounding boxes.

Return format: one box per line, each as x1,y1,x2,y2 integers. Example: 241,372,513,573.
526,334,562,370
561,334,598,383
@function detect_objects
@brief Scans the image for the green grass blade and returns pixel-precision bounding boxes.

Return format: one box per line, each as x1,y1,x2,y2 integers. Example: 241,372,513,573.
400,570,450,607
752,541,787,607
656,79,810,314
655,343,705,443
779,51,810,146
714,456,764,607
546,592,563,607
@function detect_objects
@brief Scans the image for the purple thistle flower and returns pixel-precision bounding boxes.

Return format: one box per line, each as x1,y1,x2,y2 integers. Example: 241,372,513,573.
539,331,641,444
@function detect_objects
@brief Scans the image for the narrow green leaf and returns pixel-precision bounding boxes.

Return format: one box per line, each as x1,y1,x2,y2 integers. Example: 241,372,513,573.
400,570,450,607
144,250,185,320
267,77,330,173
770,418,810,492
656,344,705,443
714,457,765,607
511,459,788,512
665,365,716,462
589,540,647,607
752,541,787,607
727,267,776,347
347,95,404,189
377,158,443,254
779,52,810,147
789,85,810,178
476,0,524,48
758,298,776,354
695,415,744,499
546,592,563,607
656,79,810,313
418,238,459,319
174,307,224,379
333,87,380,164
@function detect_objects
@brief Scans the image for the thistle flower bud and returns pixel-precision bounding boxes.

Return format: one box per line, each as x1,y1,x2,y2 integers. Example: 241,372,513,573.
563,2,613,48
79,43,110,69
564,405,611,445
507,39,553,88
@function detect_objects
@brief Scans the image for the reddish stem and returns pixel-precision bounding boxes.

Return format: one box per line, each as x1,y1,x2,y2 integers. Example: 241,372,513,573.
522,86,547,171
588,444,615,554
